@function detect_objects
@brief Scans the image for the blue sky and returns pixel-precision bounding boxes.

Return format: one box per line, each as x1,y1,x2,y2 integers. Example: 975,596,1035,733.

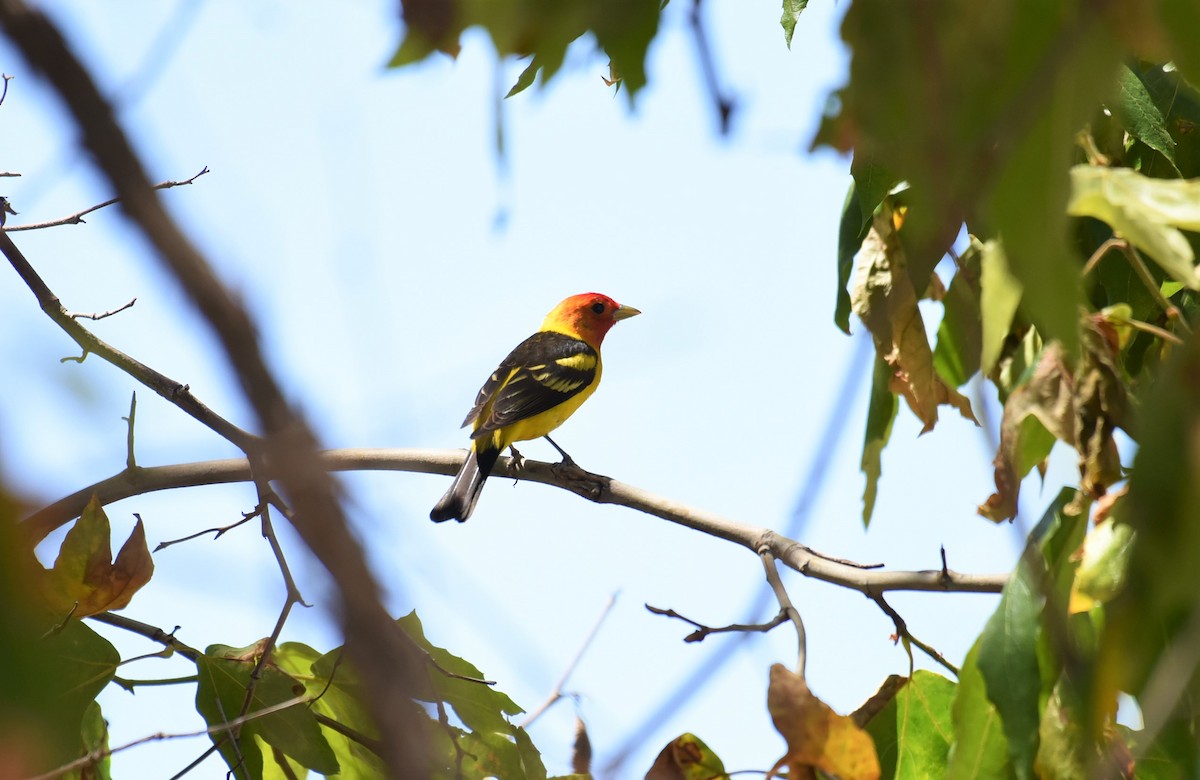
0,0,1072,776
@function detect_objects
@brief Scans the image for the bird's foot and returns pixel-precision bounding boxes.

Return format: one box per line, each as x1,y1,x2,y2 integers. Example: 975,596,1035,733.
551,458,609,499
506,445,526,474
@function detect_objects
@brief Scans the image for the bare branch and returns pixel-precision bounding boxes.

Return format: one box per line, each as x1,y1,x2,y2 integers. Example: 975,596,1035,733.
869,592,959,676
522,593,618,728
0,72,11,106
646,603,789,643
25,449,1010,596
759,548,807,675
122,392,138,470
0,6,432,769
0,230,257,450
68,297,137,321
5,168,209,232
27,691,313,780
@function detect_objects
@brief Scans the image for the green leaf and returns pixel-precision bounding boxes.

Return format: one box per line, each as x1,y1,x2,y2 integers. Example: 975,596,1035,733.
390,0,663,100
979,240,1022,377
934,239,983,386
398,612,526,734
861,354,898,528
73,700,112,780
977,560,1042,779
195,642,339,778
1068,164,1200,288
1158,0,1200,103
274,642,386,779
506,58,541,99
1072,519,1134,607
45,619,121,741
977,491,1086,777
948,642,1013,779
780,0,808,49
836,181,868,334
1113,64,1180,174
1100,327,1200,760
863,671,956,779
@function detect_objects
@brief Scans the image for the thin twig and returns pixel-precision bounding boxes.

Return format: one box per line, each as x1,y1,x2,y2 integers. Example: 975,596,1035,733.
4,167,209,231
0,229,258,450
88,612,200,661
69,297,137,321
869,593,959,676
1080,236,1124,277
1126,317,1184,345
645,604,789,644
521,593,619,728
123,392,137,470
0,6,431,764
27,691,312,780
155,511,256,551
688,0,735,134
113,674,199,691
25,449,1011,596
759,548,806,676
0,73,11,107
1120,241,1192,336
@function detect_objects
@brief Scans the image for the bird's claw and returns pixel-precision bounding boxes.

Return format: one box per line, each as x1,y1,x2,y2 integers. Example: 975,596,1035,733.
506,446,526,474
551,458,609,499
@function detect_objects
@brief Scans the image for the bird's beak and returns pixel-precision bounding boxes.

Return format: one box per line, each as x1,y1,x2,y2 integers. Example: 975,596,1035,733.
613,304,641,321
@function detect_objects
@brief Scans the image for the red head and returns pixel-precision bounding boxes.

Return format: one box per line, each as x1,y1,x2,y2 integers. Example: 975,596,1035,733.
541,292,641,348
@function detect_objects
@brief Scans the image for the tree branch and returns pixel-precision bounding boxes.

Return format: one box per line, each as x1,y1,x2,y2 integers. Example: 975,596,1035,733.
4,167,209,231
26,449,1010,596
0,4,431,774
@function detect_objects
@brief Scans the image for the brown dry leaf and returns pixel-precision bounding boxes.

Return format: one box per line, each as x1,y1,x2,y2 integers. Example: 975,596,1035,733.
766,664,881,780
572,717,592,776
851,674,908,728
644,733,727,780
852,201,977,433
979,343,1075,521
980,319,1130,522
41,495,155,617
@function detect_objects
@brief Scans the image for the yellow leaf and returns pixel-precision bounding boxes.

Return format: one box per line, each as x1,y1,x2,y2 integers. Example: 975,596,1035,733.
766,664,880,780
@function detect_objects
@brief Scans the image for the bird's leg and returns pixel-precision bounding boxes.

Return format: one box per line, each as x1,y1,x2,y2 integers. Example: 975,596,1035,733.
543,435,578,468
544,436,609,499
506,445,525,474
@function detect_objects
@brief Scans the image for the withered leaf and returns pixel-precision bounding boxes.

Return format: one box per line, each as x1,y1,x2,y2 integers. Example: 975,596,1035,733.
766,664,880,780
852,200,977,433
41,495,155,617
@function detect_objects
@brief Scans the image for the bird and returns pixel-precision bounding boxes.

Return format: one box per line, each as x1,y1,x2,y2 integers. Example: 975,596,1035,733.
430,292,640,523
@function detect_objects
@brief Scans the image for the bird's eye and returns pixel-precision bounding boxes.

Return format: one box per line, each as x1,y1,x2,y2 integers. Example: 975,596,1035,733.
591,302,606,314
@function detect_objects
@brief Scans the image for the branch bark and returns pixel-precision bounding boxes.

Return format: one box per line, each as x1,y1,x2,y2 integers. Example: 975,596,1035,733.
24,448,1009,596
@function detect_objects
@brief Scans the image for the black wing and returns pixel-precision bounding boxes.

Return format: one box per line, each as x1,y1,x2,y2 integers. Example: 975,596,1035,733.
462,331,598,436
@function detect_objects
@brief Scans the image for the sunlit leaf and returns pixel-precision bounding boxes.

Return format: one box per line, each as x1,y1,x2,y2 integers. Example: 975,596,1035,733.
948,643,1012,779
780,0,809,49
851,199,977,434
767,664,880,780
861,672,956,779
1068,165,1200,289
40,496,154,618
979,240,1024,377
934,238,983,386
195,641,339,778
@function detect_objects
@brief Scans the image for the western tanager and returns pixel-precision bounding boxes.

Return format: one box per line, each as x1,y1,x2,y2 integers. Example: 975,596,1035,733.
430,292,641,523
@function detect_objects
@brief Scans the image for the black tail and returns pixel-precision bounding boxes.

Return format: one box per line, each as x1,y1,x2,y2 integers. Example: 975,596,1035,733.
430,447,501,522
